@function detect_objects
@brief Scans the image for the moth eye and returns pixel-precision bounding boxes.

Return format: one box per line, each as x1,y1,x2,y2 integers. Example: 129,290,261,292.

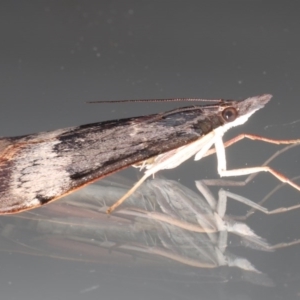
222,107,237,122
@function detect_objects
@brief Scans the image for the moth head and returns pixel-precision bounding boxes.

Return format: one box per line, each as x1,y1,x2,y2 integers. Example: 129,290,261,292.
221,94,272,128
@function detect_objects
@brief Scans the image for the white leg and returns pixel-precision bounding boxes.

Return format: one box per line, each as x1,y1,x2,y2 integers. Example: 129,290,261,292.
214,188,272,251
106,173,149,213
270,239,300,250
194,180,217,211
203,137,299,187
214,135,300,193
196,181,297,217
195,180,268,248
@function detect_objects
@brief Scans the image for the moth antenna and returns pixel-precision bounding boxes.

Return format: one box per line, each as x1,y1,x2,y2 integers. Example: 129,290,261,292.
87,98,223,104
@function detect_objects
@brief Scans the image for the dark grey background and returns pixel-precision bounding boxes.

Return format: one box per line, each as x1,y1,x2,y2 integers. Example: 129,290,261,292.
1,1,300,299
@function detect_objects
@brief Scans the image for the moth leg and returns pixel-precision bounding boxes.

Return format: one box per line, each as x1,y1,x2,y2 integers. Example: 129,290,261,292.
219,187,300,217
234,175,300,220
210,136,300,217
195,181,271,249
214,135,300,193
204,134,300,158
198,181,300,250
106,173,150,213
203,143,299,188
202,134,300,185
219,166,300,190
202,135,300,185
218,188,300,251
268,239,300,250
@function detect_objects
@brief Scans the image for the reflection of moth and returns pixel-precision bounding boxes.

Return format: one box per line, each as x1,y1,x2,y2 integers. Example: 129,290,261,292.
0,94,299,214
0,177,274,286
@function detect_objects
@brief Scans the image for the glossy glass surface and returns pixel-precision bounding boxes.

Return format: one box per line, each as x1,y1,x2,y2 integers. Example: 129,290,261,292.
1,2,300,299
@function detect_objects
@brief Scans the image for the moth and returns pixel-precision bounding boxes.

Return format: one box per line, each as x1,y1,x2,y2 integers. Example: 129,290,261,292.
0,94,299,214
